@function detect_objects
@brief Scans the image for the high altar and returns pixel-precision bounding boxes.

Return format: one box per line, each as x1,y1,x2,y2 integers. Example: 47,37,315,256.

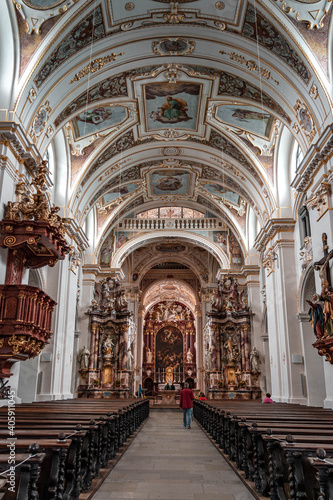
205,275,261,400
142,301,196,395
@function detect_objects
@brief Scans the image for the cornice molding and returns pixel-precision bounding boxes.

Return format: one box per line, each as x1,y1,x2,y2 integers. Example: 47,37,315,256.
0,121,41,170
63,217,89,252
82,265,125,281
291,124,333,193
254,218,296,253
216,265,260,281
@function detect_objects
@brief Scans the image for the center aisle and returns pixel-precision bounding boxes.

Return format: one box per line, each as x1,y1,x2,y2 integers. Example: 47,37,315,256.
92,409,255,500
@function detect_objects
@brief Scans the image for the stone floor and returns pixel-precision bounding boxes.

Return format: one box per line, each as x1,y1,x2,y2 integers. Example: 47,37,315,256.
92,409,256,500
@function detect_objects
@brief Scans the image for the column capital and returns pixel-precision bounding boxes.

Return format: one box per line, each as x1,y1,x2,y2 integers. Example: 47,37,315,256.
254,218,296,253
297,312,310,323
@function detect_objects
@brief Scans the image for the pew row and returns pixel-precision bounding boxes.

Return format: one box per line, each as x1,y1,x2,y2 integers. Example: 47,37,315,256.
0,398,149,500
193,400,333,500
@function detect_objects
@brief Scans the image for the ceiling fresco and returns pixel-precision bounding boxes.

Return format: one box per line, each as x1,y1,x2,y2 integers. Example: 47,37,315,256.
215,104,275,140
72,106,128,140
144,82,201,131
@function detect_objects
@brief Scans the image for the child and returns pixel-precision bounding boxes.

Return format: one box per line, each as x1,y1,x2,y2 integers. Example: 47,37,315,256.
263,393,273,404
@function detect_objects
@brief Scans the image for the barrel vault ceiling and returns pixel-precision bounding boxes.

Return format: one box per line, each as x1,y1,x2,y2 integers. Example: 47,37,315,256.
7,0,333,270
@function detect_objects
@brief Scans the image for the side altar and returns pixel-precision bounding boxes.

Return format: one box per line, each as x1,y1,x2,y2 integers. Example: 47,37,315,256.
204,275,261,400
77,277,136,398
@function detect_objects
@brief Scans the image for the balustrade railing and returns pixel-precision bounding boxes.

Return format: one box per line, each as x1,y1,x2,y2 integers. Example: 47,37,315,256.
118,217,222,231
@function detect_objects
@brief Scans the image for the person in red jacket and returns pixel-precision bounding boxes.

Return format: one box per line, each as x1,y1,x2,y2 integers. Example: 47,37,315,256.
180,382,195,428
263,393,273,404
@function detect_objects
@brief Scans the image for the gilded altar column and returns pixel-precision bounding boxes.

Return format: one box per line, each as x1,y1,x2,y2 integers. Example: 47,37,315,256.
89,324,97,369
118,323,129,371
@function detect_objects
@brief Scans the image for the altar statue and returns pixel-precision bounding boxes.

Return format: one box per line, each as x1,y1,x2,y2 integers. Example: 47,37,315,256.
78,346,90,370
250,347,260,372
146,347,153,364
186,348,193,364
103,336,114,356
224,336,235,362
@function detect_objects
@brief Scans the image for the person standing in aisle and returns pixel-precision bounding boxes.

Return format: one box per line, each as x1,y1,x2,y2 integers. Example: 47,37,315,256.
180,382,194,428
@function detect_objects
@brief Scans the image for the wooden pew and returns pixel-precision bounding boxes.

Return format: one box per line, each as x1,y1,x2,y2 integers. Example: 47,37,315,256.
0,445,45,500
0,398,149,499
193,399,333,499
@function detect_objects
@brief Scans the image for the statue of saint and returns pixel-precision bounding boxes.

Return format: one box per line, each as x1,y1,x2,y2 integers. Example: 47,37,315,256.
250,347,260,372
146,347,153,364
103,336,114,356
224,336,235,362
186,348,193,364
307,294,325,340
127,348,134,370
78,346,90,370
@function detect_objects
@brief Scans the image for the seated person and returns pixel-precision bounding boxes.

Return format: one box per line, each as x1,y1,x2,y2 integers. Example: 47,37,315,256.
199,392,207,401
170,383,175,390
263,392,273,404
165,383,171,390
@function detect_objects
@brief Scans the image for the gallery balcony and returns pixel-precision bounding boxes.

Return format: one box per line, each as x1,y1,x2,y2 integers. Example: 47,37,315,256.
117,217,224,231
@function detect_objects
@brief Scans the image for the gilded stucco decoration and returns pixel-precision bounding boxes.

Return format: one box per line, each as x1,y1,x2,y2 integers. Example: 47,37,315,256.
291,125,333,193
117,1,229,31
34,6,105,88
96,183,143,215
153,38,194,56
13,0,78,34
69,52,124,84
242,4,311,83
263,249,276,277
293,99,316,142
30,100,52,143
27,88,37,103
300,236,313,270
272,0,332,30
143,280,197,313
307,180,332,220
309,84,319,100
219,50,279,86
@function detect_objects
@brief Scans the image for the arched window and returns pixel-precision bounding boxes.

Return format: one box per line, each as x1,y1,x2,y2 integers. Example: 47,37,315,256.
299,205,311,242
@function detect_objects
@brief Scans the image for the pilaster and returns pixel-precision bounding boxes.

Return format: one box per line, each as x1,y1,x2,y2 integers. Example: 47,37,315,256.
297,312,326,406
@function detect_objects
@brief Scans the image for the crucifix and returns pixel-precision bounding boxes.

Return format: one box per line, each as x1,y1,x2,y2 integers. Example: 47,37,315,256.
313,233,333,294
